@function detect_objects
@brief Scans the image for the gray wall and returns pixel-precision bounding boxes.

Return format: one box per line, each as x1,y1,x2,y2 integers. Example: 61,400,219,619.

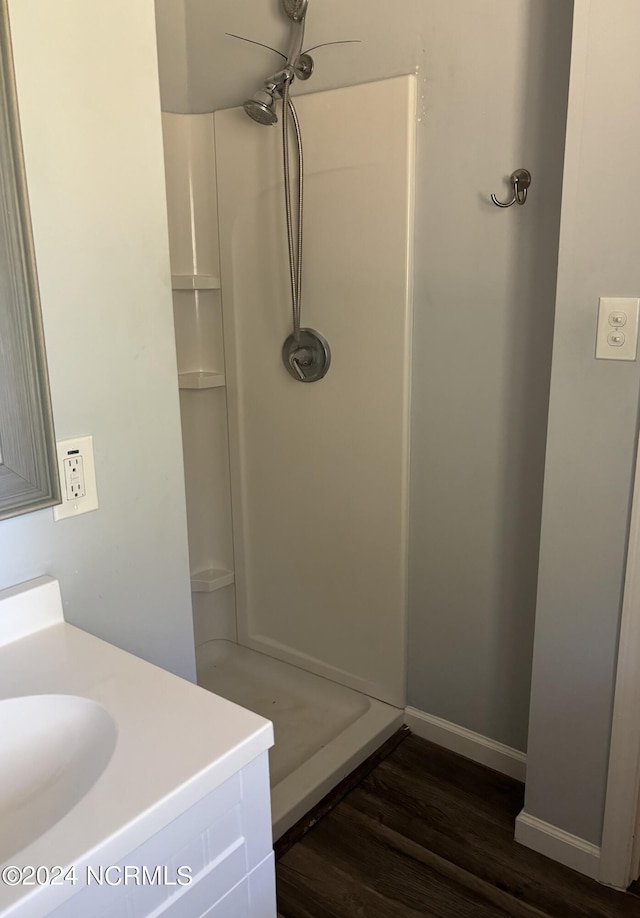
524,0,640,846
405,1,572,752
155,0,573,750
1,0,196,682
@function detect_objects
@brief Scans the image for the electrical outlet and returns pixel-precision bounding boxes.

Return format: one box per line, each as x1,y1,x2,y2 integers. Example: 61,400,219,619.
53,436,99,521
63,455,86,500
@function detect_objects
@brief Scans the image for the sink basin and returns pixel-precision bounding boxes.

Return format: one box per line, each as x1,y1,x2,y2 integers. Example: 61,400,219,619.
0,694,117,862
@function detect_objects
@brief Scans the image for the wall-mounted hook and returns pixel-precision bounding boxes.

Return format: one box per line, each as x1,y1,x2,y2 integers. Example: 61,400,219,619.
491,169,532,208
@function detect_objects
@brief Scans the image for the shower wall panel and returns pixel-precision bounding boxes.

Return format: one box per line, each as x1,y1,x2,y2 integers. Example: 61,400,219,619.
215,76,415,707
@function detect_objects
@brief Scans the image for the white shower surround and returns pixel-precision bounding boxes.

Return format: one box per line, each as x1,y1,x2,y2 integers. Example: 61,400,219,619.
215,75,416,709
163,75,415,839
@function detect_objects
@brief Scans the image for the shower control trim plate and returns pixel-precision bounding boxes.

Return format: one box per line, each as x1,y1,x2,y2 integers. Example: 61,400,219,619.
282,328,331,382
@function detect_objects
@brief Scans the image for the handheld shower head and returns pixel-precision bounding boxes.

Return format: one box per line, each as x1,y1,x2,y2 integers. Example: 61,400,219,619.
281,0,308,22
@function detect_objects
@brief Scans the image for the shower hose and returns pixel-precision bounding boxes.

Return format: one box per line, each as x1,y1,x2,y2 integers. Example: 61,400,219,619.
281,76,304,345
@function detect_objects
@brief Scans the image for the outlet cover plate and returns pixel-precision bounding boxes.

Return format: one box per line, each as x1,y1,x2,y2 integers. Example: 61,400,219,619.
53,436,99,521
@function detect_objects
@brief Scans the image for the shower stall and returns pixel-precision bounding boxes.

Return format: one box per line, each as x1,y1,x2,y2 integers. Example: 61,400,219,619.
161,3,415,838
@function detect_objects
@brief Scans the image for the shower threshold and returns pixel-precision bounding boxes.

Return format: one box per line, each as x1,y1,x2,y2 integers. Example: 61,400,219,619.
196,639,403,839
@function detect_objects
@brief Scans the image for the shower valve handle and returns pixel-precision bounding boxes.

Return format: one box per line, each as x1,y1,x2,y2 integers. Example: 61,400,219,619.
290,354,306,381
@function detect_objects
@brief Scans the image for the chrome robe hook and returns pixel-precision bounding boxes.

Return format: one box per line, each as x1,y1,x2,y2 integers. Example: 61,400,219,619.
491,169,532,208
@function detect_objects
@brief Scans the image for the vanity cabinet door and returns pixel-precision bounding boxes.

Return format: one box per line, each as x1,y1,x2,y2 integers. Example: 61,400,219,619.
200,854,276,918
47,752,276,918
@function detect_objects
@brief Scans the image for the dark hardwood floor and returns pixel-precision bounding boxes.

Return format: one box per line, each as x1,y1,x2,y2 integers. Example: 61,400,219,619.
277,733,640,917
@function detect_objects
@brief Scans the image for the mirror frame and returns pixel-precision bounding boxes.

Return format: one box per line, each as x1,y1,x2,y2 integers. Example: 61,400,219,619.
0,1,60,521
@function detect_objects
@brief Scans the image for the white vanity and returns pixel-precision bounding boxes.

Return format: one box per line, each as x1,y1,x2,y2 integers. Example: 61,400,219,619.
0,577,276,918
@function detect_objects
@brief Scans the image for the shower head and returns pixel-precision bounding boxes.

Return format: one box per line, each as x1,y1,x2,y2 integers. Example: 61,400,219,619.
281,0,308,22
243,76,285,125
244,91,278,125
243,0,310,126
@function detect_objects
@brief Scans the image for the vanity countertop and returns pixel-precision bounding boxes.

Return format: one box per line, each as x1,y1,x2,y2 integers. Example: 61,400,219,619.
0,577,274,918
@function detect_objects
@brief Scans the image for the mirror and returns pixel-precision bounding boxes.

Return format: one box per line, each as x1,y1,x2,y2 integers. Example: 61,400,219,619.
0,3,59,521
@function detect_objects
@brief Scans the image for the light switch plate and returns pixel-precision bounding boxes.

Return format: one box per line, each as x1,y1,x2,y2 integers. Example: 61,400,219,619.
596,297,640,361
53,436,99,521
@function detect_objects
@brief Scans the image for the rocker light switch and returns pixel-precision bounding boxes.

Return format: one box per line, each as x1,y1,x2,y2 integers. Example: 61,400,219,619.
596,298,640,361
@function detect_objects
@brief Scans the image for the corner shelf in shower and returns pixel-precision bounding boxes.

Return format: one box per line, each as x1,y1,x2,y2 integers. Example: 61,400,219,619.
172,274,221,291
191,568,235,593
163,112,236,643
178,371,226,390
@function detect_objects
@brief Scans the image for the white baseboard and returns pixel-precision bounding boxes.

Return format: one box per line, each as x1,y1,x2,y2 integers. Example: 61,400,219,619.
404,707,527,782
403,708,602,881
515,811,601,880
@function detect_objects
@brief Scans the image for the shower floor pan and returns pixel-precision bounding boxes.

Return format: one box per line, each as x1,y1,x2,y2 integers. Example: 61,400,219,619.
196,639,403,839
